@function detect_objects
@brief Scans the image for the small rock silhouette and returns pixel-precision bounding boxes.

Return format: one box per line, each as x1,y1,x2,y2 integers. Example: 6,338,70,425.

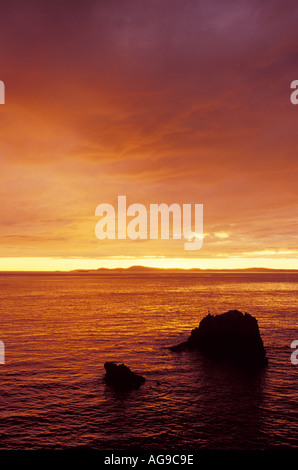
104,361,146,390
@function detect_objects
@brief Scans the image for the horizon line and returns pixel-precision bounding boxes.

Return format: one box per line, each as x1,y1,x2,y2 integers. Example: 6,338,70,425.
0,256,297,272
1,265,298,274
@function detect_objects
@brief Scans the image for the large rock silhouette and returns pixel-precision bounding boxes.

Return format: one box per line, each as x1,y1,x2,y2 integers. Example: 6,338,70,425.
170,310,268,367
104,361,146,390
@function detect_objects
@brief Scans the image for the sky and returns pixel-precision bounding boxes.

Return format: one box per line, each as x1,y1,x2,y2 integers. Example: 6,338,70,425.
0,0,298,270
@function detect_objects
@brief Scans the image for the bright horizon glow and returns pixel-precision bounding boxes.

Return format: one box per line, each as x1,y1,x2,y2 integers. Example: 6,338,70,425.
0,257,297,271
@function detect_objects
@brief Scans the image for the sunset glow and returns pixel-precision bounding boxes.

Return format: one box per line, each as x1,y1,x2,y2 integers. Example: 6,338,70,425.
0,1,297,271
1,2,298,455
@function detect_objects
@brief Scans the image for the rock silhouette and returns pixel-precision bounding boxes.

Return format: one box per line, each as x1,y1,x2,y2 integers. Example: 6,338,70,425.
170,310,268,367
104,361,146,390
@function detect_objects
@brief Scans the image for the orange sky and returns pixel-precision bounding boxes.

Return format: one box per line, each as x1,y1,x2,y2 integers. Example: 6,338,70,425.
0,0,297,270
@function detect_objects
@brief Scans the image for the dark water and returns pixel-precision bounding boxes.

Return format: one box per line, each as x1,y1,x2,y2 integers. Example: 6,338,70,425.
0,272,297,450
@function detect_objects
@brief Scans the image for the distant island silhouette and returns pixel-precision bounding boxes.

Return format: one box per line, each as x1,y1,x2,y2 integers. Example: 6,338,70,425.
1,266,297,274
70,265,298,274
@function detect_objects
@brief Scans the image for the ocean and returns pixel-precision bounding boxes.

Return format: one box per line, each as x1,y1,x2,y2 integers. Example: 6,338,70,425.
0,271,297,450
